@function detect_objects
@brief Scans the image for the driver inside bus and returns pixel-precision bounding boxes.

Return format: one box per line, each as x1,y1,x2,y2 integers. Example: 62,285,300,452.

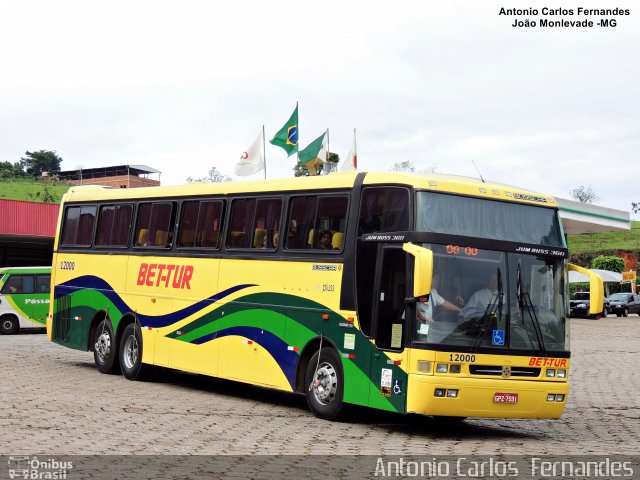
415,288,462,336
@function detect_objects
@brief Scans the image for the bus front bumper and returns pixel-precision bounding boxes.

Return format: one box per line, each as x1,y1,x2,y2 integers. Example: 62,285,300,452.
406,375,568,419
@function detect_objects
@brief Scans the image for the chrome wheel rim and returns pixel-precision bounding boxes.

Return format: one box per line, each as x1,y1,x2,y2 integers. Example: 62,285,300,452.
123,333,139,370
95,331,111,361
312,362,338,405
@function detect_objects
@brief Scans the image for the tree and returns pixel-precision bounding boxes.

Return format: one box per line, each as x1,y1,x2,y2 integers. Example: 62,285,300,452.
592,255,625,273
0,161,27,179
570,185,600,204
19,150,63,177
293,162,307,177
186,166,231,183
390,160,415,172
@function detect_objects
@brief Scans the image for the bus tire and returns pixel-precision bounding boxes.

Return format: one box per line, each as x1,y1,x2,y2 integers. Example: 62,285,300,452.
304,347,344,420
93,319,119,374
119,323,152,381
0,315,19,335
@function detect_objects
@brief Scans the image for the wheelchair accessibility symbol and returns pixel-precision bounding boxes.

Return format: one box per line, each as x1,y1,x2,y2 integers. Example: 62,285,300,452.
393,380,403,395
492,329,505,346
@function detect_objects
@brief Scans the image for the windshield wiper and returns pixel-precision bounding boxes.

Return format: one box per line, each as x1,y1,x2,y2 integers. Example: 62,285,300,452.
471,268,504,351
517,264,546,353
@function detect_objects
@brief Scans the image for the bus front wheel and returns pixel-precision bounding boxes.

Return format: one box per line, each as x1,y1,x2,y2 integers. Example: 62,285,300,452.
93,319,119,374
304,347,344,420
0,315,19,335
119,323,152,381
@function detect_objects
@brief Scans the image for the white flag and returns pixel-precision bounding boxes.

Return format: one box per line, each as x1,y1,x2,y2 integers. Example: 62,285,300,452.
235,129,264,176
340,129,357,171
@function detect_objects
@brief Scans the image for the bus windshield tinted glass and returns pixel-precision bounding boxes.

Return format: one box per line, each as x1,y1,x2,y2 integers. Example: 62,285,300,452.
416,192,563,247
413,244,567,352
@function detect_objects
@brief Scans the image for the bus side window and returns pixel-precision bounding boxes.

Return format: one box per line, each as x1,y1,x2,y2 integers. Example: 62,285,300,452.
313,196,348,251
286,197,317,250
36,275,51,294
358,187,409,235
227,198,256,249
285,195,348,251
135,202,176,248
251,198,282,249
60,205,97,247
2,275,35,294
96,204,133,247
1,276,22,294
178,200,224,249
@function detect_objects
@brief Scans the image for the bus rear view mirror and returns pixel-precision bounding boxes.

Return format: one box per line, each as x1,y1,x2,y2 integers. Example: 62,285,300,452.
567,263,605,316
402,243,434,299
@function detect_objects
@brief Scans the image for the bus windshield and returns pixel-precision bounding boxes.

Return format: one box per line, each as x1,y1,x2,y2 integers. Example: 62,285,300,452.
412,244,568,353
416,191,564,247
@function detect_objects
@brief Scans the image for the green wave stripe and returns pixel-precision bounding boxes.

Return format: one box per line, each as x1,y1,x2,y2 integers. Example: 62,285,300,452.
56,288,408,413
166,291,407,413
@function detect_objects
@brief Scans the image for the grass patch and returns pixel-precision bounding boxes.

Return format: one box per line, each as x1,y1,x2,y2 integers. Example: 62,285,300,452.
567,221,640,253
0,179,70,203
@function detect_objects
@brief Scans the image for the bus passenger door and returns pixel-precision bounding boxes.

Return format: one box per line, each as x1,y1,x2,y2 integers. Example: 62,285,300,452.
368,246,409,413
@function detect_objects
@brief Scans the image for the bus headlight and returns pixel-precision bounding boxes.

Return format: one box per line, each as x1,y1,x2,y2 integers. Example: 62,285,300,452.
436,363,448,373
557,369,567,378
546,369,556,378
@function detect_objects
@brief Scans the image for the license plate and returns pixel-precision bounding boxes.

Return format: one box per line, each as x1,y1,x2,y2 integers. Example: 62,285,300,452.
493,392,518,403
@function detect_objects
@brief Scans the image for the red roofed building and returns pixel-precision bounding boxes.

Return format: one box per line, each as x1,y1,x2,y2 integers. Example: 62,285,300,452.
0,199,59,267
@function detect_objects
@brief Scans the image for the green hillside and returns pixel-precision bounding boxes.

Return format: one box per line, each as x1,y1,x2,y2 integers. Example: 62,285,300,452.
567,221,640,254
0,178,70,203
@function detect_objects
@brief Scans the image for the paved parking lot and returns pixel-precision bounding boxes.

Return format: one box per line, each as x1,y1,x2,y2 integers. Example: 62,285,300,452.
1,316,639,457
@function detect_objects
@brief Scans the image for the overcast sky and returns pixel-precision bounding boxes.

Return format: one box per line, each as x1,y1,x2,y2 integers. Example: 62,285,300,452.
1,0,638,216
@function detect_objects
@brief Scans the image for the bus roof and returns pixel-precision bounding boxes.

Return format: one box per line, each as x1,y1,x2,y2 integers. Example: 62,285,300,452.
59,171,558,208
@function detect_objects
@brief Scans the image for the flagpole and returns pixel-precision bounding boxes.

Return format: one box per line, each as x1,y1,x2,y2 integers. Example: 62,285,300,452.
326,128,330,175
262,124,267,180
353,128,357,170
296,101,300,171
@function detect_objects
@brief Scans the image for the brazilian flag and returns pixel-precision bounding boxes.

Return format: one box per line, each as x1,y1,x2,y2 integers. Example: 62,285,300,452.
270,106,298,156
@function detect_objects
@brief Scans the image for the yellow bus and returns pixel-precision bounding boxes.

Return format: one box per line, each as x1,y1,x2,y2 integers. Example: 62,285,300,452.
47,172,603,420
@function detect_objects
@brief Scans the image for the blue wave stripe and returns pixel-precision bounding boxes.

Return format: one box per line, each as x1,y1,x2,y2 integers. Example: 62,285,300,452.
54,275,255,329
192,326,298,389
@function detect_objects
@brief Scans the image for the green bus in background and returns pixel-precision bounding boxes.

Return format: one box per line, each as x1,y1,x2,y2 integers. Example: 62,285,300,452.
0,266,51,335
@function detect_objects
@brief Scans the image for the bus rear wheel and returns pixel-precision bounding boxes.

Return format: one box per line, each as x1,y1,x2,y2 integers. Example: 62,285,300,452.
0,315,19,335
304,347,344,420
93,319,119,374
119,323,153,380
